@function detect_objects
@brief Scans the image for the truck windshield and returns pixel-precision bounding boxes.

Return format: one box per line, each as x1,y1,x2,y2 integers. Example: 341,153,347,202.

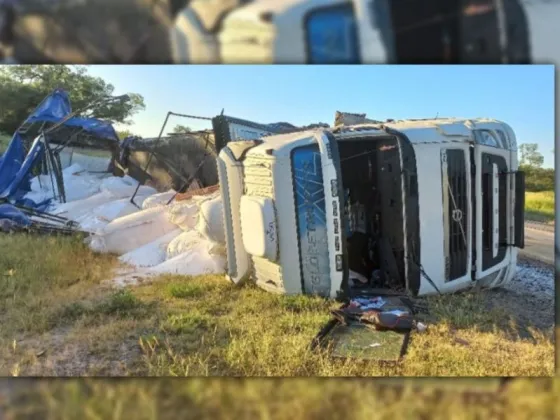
291,144,331,296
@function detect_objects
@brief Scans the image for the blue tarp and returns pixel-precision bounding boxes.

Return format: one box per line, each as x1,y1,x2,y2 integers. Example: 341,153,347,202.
25,88,120,143
0,204,32,227
0,137,45,200
0,135,51,211
26,88,72,123
0,132,26,193
64,116,120,142
0,89,121,212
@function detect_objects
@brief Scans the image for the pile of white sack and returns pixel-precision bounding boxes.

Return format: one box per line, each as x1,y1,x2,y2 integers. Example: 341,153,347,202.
88,190,227,277
25,163,227,280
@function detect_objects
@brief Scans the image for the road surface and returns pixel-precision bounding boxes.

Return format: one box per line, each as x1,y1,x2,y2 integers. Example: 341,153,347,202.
520,223,554,265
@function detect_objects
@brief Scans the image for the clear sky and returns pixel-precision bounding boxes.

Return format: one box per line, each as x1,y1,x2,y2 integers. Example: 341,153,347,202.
86,65,555,168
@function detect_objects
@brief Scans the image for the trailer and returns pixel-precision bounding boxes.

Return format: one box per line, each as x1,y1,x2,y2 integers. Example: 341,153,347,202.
216,116,525,298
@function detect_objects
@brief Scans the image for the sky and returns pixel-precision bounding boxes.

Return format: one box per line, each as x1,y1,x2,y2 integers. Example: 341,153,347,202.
86,65,556,168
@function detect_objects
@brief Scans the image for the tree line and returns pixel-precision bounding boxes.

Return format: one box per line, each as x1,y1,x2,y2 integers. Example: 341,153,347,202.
0,66,554,193
0,65,145,137
518,143,554,192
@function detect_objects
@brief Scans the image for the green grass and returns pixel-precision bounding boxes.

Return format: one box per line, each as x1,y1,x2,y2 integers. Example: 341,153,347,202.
71,148,113,159
0,234,553,378
2,377,558,420
525,191,555,223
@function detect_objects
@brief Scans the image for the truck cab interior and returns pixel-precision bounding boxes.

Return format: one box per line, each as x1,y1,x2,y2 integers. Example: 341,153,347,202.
387,0,531,63
337,136,420,295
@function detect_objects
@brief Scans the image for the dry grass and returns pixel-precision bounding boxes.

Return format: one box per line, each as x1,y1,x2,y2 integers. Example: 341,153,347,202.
0,234,120,375
525,191,555,223
0,234,555,377
2,377,558,420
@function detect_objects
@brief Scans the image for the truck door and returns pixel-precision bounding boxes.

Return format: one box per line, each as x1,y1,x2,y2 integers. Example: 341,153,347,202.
472,128,524,281
459,0,531,63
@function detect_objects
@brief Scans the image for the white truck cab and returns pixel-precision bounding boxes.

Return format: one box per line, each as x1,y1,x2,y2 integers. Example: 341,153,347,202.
171,0,531,64
216,116,526,299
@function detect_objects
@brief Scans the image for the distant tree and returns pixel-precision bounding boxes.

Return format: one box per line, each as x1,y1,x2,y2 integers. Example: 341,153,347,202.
0,65,145,135
117,129,136,140
172,124,191,134
519,143,544,168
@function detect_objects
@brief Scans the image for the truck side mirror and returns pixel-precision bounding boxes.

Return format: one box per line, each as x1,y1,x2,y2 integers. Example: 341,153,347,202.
513,171,525,249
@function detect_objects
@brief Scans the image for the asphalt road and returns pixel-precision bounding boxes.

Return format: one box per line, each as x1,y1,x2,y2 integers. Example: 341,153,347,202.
521,224,555,266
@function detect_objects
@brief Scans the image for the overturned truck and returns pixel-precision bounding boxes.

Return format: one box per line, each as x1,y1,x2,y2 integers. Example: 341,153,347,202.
216,113,525,299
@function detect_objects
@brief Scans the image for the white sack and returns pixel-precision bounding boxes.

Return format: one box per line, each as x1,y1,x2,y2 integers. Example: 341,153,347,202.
100,176,157,199
119,229,183,267
142,190,177,210
89,206,179,254
196,196,225,244
166,200,199,230
92,198,144,221
76,197,148,233
151,243,226,276
166,230,205,259
52,191,117,219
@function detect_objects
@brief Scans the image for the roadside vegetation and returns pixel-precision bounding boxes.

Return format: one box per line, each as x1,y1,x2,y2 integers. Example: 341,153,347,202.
0,234,553,378
2,377,558,420
519,143,555,223
525,191,554,224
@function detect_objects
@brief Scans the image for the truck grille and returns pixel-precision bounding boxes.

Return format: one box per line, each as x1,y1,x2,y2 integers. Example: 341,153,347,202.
243,156,274,198
442,149,469,281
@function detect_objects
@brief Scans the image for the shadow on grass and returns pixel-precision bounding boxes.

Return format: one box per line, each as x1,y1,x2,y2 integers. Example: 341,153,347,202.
422,286,553,342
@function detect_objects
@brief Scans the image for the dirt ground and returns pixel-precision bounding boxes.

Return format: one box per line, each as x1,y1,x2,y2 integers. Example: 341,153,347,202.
476,257,554,339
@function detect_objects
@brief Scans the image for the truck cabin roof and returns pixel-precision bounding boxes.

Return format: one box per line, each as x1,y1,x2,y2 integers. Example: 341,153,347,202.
245,117,517,156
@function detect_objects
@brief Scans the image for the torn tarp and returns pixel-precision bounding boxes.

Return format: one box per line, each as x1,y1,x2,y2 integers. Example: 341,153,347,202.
0,132,26,193
24,88,119,142
0,136,45,200
0,203,32,227
0,202,80,234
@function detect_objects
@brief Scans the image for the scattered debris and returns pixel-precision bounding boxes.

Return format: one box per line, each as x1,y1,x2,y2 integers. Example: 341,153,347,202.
313,293,423,362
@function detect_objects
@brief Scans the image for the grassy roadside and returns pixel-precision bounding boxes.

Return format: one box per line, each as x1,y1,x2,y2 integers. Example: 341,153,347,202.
2,377,558,420
525,191,555,224
0,234,554,377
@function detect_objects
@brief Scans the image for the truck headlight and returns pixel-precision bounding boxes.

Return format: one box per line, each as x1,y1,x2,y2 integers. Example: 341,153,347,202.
305,4,360,64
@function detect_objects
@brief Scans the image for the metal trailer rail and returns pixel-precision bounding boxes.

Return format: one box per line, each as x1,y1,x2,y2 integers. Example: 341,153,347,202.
128,111,215,208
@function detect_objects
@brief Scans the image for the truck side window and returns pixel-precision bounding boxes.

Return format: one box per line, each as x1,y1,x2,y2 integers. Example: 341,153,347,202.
305,5,360,64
